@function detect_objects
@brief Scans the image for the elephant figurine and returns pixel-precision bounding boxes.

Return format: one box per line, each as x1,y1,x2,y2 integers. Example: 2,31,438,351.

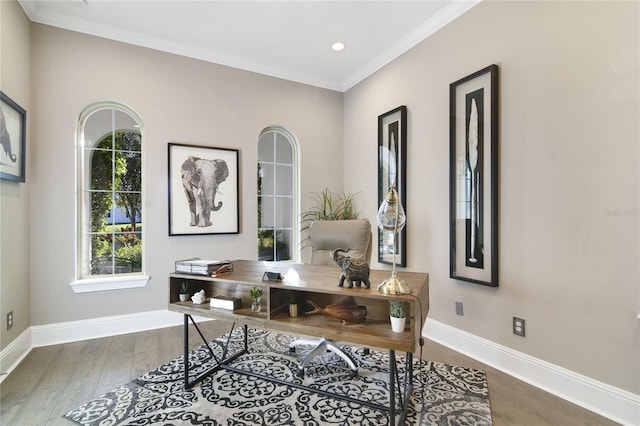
181,156,229,227
332,248,371,289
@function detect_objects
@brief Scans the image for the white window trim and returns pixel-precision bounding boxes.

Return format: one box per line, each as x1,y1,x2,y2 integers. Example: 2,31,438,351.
69,275,150,293
258,126,300,262
75,101,146,289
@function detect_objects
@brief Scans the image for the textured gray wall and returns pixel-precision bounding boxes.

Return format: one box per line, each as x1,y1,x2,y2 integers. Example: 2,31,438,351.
27,24,343,323
1,0,31,356
344,1,639,394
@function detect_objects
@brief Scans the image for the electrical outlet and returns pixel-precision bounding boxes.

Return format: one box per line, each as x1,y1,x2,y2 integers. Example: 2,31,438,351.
513,317,525,337
455,301,464,316
7,311,13,330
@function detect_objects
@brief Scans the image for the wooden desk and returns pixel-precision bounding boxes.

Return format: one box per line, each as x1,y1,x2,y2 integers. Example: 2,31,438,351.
169,260,429,425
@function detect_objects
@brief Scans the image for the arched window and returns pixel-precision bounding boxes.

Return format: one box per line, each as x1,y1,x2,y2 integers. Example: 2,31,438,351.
257,127,299,262
74,102,146,290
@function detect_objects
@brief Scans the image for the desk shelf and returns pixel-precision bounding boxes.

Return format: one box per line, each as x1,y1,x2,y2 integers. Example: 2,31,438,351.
169,260,428,353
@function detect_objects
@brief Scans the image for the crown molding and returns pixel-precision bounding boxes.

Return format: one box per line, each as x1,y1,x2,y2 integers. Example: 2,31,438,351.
19,0,480,93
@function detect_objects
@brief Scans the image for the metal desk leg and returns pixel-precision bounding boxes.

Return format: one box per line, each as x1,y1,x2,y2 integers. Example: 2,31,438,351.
182,316,250,390
183,314,190,388
397,351,413,425
182,319,410,424
389,349,396,426
389,350,414,426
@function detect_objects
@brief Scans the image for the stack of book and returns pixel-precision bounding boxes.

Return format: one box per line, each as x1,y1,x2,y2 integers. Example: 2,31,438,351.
175,258,233,276
210,295,242,311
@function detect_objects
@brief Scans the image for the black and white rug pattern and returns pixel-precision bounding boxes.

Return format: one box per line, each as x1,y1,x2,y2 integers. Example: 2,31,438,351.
64,328,491,425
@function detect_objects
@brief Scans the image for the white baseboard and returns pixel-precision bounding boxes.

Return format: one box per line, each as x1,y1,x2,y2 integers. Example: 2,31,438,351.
0,309,211,383
30,309,188,347
424,318,640,426
0,327,32,384
2,312,638,425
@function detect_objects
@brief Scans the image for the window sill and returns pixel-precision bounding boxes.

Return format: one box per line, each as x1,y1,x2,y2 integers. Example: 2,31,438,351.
69,275,150,293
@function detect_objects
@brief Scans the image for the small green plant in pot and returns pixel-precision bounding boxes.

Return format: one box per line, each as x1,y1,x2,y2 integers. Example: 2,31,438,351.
300,188,360,249
389,300,407,318
178,282,189,302
250,287,263,299
389,300,407,333
250,287,264,312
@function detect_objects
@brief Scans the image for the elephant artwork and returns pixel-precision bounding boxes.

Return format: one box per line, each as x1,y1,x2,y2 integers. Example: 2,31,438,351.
332,248,371,289
181,156,229,227
0,107,17,163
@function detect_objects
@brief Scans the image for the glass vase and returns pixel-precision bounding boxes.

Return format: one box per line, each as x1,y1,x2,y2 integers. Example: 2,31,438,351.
251,297,261,312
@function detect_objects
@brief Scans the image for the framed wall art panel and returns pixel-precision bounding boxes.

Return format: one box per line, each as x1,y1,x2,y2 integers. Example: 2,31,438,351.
378,105,407,267
449,65,499,287
0,91,26,182
168,143,239,236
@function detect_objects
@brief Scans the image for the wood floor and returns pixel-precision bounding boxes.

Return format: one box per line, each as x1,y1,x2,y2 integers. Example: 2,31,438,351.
0,320,616,425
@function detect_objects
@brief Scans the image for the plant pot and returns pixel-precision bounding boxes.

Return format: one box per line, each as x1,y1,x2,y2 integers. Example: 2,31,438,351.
289,303,298,317
179,293,189,302
251,297,262,312
390,316,406,333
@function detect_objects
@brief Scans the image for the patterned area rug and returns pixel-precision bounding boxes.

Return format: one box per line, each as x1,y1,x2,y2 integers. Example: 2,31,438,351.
63,328,491,425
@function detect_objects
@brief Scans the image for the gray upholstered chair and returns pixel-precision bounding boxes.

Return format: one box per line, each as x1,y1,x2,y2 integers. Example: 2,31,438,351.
289,219,373,377
307,219,372,267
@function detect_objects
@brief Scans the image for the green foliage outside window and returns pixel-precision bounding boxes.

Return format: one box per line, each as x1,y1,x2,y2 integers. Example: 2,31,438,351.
91,131,142,271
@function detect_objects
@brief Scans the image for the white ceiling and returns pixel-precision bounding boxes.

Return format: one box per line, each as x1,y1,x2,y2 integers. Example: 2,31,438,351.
19,0,480,92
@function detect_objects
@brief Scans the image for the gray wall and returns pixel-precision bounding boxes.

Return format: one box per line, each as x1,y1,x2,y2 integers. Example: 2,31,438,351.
344,1,639,394
0,0,31,353
27,24,343,323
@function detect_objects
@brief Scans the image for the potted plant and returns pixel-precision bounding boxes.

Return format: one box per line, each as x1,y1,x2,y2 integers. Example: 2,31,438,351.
300,188,360,249
178,281,189,302
389,300,407,333
250,287,264,312
289,295,298,318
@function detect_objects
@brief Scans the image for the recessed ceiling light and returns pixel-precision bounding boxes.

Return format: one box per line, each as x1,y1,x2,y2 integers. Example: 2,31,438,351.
331,42,345,52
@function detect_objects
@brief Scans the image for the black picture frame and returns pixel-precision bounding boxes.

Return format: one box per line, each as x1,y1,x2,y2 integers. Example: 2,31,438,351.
0,91,26,182
449,64,499,287
378,105,407,267
168,142,240,236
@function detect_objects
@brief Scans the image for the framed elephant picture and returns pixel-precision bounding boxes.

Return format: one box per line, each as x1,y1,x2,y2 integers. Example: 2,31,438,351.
168,143,239,235
1,91,26,183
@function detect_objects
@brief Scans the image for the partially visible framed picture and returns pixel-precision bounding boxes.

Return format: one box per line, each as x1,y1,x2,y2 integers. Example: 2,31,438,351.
168,143,239,236
449,64,499,287
378,105,407,267
0,91,26,182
